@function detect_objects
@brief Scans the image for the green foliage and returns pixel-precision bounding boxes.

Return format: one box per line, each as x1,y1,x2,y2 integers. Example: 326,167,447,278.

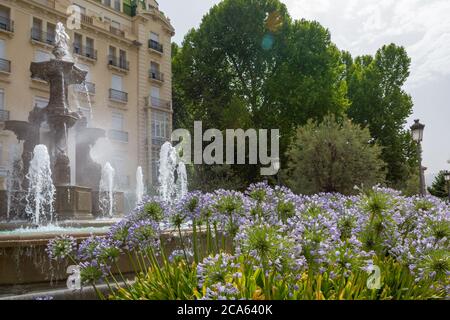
112,259,197,300
345,44,417,187
142,202,164,222
284,114,386,194
428,171,449,200
172,0,348,190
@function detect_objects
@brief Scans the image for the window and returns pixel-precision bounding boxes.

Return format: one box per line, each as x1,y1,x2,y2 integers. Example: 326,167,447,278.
47,23,55,44
151,86,160,99
150,32,159,43
111,112,124,130
0,39,5,58
113,0,121,11
104,0,111,7
0,89,4,109
74,33,82,54
152,111,170,142
34,50,51,62
109,45,116,58
150,62,159,73
111,74,123,91
32,18,42,40
86,37,94,57
119,49,126,61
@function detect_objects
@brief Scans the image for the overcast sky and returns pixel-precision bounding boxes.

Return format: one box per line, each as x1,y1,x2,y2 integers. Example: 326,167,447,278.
159,0,450,178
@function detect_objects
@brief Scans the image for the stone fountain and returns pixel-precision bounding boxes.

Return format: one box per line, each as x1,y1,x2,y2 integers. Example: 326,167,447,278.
0,23,123,222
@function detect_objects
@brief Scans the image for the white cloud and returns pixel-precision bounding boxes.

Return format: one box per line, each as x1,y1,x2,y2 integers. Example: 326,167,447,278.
284,0,450,87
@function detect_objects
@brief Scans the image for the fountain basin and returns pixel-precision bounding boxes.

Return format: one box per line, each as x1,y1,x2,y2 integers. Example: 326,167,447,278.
0,228,210,298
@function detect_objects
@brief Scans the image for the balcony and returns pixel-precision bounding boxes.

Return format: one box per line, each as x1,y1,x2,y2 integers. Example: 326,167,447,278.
0,16,14,34
109,88,128,103
0,58,11,73
108,55,129,72
110,26,125,38
73,45,97,61
31,28,55,46
0,109,10,121
108,129,128,143
74,81,96,95
148,39,163,53
81,13,93,25
32,0,56,8
146,96,171,110
149,70,164,83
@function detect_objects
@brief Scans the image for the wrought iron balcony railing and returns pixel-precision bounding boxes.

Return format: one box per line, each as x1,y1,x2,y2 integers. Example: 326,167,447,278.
149,70,164,82
0,58,11,73
73,45,97,60
0,16,13,33
0,109,10,121
81,13,93,25
148,39,163,53
108,55,129,71
108,129,128,143
31,28,55,45
147,96,171,109
109,88,128,102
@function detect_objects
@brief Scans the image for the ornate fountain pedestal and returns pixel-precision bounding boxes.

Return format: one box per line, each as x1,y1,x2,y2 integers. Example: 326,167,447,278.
55,186,94,220
1,23,129,223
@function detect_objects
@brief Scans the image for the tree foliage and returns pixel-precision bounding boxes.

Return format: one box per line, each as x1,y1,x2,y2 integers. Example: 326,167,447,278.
172,1,416,191
428,171,449,200
172,0,349,190
284,115,386,195
344,44,417,188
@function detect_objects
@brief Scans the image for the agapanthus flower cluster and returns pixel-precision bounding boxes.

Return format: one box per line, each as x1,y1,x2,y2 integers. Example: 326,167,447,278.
47,181,449,297
46,234,77,261
197,253,240,288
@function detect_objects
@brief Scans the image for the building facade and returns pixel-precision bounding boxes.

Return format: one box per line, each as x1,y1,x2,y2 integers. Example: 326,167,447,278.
0,0,174,194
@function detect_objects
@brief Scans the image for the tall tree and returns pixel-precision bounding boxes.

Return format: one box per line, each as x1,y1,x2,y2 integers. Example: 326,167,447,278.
172,0,348,189
345,44,417,188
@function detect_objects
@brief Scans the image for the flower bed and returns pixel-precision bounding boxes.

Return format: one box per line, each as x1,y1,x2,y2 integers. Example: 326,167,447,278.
47,183,449,300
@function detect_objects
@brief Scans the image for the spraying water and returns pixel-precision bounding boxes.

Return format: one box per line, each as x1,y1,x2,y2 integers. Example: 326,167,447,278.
6,146,24,221
159,142,188,204
177,162,188,198
99,162,115,217
24,145,56,225
136,166,145,205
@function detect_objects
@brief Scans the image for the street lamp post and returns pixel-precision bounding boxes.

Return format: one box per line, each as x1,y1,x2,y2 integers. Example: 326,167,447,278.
410,119,425,196
444,171,450,202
